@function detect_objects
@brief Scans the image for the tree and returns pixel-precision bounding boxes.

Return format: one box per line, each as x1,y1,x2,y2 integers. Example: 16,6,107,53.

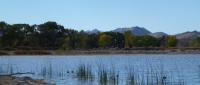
60,36,71,50
157,36,167,47
37,21,65,49
167,36,178,47
0,21,188,50
0,21,7,30
133,36,158,47
64,29,79,49
0,24,31,48
98,34,112,48
191,37,200,47
86,34,99,49
76,30,93,49
0,21,8,48
124,31,133,48
101,32,124,48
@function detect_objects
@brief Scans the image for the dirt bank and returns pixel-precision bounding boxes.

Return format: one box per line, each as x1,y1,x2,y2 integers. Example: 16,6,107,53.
0,48,200,55
0,75,55,85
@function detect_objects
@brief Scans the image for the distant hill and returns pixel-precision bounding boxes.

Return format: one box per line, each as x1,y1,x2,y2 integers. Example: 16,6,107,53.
87,28,200,41
149,32,168,38
112,26,151,36
176,31,200,40
175,31,200,46
86,29,100,34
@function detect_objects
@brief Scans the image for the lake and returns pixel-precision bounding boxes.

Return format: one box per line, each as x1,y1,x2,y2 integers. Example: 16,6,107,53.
0,54,200,85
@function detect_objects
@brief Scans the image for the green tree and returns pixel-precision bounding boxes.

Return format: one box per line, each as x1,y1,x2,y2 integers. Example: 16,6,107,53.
133,36,158,47
64,29,79,49
73,30,90,49
167,36,178,47
60,36,71,50
157,36,167,47
98,34,112,48
0,21,8,48
191,37,200,47
79,32,99,49
86,34,99,48
38,21,65,49
101,32,124,48
0,24,30,48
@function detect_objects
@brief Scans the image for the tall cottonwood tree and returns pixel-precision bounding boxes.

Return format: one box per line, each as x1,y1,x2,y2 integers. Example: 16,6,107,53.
98,34,112,48
124,31,133,48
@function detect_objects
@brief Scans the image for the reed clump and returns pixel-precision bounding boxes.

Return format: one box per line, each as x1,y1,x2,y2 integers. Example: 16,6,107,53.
98,65,119,85
76,64,93,80
125,66,185,85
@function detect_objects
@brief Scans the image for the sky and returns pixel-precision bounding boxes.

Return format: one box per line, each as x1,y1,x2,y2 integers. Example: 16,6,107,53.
0,0,200,34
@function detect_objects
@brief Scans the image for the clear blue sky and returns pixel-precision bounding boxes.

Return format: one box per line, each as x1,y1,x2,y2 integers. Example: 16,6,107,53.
0,0,199,34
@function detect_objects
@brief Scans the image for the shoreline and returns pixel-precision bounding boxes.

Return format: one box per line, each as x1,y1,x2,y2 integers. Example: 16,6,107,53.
0,49,200,55
0,75,55,85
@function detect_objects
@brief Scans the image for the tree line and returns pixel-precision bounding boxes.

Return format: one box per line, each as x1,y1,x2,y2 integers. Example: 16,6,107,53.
0,21,199,50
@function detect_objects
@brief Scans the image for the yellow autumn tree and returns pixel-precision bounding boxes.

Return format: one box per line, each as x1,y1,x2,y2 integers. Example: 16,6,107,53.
98,34,112,48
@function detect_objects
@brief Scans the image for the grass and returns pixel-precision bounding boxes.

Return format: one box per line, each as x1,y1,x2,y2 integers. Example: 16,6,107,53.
98,67,108,85
125,65,185,85
0,61,187,85
126,66,137,85
76,64,93,81
97,64,119,85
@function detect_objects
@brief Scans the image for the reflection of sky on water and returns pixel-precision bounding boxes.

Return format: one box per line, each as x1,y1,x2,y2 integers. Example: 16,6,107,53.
0,54,200,85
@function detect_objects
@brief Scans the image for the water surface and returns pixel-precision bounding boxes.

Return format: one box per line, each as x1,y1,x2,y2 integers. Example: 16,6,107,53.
0,54,200,85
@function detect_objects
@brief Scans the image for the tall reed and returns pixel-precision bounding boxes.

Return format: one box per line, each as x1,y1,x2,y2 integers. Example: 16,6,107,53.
76,63,93,81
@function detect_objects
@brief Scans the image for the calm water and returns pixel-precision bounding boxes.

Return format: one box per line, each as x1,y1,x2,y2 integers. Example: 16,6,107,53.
0,54,200,85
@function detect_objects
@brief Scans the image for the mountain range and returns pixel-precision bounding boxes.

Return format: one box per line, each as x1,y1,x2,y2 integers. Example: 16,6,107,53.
86,29,100,34
175,31,200,46
112,26,151,36
87,26,200,40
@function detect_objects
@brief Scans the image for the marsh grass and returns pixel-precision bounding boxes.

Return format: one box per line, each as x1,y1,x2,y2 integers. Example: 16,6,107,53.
108,66,119,85
98,67,108,85
97,64,119,85
76,63,93,81
125,65,185,85
126,66,137,85
0,60,187,85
